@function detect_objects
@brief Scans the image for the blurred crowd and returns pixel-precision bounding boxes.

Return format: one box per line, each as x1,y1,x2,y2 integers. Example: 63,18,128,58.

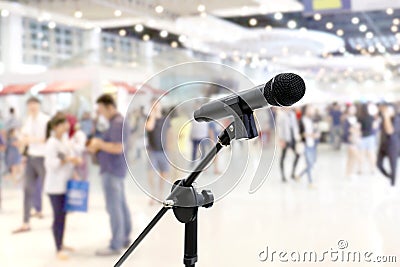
275,101,400,188
0,95,399,261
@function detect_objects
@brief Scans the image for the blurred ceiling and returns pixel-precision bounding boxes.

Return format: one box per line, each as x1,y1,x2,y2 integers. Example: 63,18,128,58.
224,9,400,55
7,0,303,20
4,0,400,86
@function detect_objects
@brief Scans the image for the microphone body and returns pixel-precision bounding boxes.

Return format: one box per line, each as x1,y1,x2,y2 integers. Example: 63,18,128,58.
194,73,306,122
194,84,266,122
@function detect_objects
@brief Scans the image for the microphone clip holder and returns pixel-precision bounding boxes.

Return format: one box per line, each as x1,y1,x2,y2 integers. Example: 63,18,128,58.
222,96,258,140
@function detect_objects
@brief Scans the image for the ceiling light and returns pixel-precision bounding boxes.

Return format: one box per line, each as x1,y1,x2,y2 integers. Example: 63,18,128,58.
265,25,272,31
287,20,297,29
368,46,375,53
1,9,10,17
359,24,367,32
48,21,56,29
249,18,257,26
326,22,334,30
393,44,399,51
336,29,344,36
74,10,83,18
351,17,359,24
393,18,400,25
160,30,168,38
114,9,122,17
178,35,187,43
396,33,400,39
366,32,374,39
135,24,144,32
391,25,398,32
171,41,178,48
313,13,322,21
155,5,164,13
197,4,206,12
386,8,394,15
274,12,283,20
142,34,150,41
219,52,227,59
119,29,126,36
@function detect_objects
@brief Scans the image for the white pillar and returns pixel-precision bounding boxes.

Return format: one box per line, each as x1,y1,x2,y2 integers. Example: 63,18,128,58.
1,14,23,73
83,28,101,64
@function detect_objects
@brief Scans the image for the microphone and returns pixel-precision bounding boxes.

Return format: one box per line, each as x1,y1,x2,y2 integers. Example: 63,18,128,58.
194,73,306,122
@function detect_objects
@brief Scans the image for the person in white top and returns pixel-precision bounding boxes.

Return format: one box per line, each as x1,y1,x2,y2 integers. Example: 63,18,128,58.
296,105,320,187
13,97,50,234
276,108,301,182
44,114,81,260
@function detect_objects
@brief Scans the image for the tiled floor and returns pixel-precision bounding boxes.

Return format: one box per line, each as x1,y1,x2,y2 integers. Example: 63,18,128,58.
1,145,399,267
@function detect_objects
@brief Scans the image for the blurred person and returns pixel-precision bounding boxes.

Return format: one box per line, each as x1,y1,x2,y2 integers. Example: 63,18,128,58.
169,107,191,179
4,127,22,182
44,114,81,260
129,106,146,161
0,124,4,209
296,105,320,187
80,111,94,139
191,120,210,164
0,112,5,134
87,94,132,256
357,103,378,174
256,109,273,148
342,105,361,177
4,107,22,180
145,100,171,204
13,97,50,234
5,107,21,131
329,102,343,150
71,123,88,180
276,108,300,183
93,111,109,138
377,104,400,187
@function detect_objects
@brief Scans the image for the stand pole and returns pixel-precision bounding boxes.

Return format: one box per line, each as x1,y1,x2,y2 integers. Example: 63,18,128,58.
184,215,198,267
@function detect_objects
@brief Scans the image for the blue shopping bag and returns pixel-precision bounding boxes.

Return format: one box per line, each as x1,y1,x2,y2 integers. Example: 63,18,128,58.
65,179,89,212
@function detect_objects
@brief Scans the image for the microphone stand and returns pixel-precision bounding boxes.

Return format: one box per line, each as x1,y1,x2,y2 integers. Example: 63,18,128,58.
115,112,258,267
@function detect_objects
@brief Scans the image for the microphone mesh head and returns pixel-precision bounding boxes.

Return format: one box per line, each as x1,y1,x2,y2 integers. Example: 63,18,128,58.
264,73,306,106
